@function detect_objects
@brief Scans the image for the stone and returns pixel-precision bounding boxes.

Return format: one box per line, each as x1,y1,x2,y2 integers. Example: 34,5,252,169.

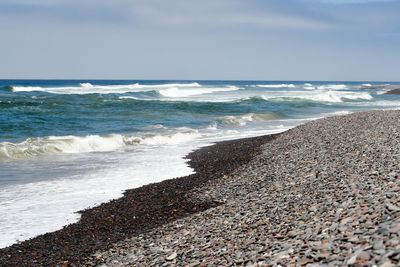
166,252,177,261
386,203,400,212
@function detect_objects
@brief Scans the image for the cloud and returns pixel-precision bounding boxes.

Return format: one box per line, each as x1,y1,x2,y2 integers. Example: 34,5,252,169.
0,0,331,31
129,0,330,30
0,0,399,80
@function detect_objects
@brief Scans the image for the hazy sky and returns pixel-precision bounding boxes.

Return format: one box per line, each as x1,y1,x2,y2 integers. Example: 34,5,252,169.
0,0,399,80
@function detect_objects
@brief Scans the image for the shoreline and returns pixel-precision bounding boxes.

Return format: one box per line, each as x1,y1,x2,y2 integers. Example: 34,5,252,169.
0,133,278,266
86,110,400,266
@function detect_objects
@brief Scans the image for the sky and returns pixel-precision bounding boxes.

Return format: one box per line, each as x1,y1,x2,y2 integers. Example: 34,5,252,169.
0,0,399,81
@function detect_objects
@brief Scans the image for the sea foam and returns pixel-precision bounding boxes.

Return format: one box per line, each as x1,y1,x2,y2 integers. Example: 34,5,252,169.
256,84,295,88
0,141,197,248
158,86,239,98
0,130,199,161
317,84,348,90
259,91,373,103
217,113,284,127
10,82,202,94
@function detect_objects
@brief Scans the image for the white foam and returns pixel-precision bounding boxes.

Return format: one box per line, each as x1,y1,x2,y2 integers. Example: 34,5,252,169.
256,84,295,88
376,90,389,95
11,82,202,95
137,82,201,89
217,113,283,127
158,86,239,98
80,82,94,88
0,143,197,248
11,86,45,92
325,110,352,116
0,120,297,248
206,122,218,130
119,96,140,100
317,84,348,90
0,131,199,161
260,91,373,103
341,92,373,101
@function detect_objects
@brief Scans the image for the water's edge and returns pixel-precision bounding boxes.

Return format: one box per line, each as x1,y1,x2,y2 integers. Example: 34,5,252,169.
0,133,279,266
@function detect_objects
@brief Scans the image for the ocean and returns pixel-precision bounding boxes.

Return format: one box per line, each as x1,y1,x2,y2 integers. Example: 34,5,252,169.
0,80,399,248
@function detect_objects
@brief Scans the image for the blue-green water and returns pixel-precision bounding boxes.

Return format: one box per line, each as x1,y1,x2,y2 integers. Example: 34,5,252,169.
1,80,399,247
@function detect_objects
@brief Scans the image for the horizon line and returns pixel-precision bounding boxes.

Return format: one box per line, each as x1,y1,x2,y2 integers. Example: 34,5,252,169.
0,78,399,83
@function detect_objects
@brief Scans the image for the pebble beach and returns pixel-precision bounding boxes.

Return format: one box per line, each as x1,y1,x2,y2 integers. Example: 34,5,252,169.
1,110,400,266
87,110,400,266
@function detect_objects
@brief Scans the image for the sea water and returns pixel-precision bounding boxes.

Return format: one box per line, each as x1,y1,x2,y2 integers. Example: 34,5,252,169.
0,80,399,248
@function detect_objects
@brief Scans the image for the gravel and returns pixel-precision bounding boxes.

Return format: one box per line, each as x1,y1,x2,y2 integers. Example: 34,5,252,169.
0,132,276,267
86,110,400,267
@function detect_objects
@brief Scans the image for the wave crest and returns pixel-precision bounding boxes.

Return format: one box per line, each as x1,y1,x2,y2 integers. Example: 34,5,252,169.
0,130,199,161
9,82,202,94
317,84,348,90
158,86,239,98
260,91,373,103
256,84,295,88
217,113,284,127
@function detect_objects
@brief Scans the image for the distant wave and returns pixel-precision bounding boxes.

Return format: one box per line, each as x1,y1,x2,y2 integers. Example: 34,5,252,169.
158,86,239,98
316,84,348,90
256,84,295,88
8,82,240,98
8,82,202,94
116,90,373,104
0,130,199,161
239,91,373,103
362,83,372,87
303,83,315,90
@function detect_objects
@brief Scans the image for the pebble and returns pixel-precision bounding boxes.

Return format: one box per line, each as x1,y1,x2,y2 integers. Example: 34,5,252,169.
84,111,400,266
166,252,177,261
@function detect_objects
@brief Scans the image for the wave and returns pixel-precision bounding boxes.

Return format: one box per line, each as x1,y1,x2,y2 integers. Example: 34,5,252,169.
303,83,316,90
258,91,373,103
362,83,372,87
9,82,201,94
118,96,141,100
317,84,348,90
158,86,239,98
217,113,284,127
0,130,199,161
256,84,295,88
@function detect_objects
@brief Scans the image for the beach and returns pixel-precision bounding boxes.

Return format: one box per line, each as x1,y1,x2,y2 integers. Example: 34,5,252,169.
0,132,277,266
1,0,399,265
1,110,399,266
3,80,397,249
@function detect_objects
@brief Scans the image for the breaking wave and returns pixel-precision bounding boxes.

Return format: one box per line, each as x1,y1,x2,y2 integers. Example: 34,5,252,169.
8,82,202,94
0,130,199,161
158,86,239,98
317,84,348,90
217,113,285,127
256,84,295,88
303,83,315,90
259,91,373,103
